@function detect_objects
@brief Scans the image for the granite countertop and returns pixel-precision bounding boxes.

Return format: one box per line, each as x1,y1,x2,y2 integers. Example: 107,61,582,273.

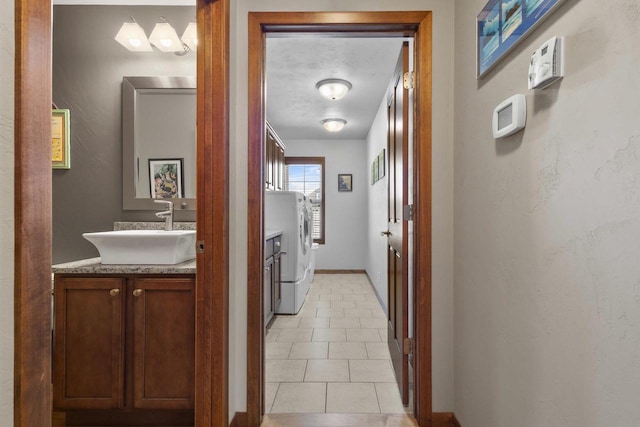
52,257,196,275
266,229,283,240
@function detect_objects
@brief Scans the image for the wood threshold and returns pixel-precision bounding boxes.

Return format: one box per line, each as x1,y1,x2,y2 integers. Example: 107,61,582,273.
247,11,432,427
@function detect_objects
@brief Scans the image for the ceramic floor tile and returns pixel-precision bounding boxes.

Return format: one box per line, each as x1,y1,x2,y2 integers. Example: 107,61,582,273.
371,308,387,319
312,328,346,342
357,301,383,310
289,342,329,359
342,294,368,302
365,342,391,359
319,294,344,301
329,317,361,329
270,316,301,329
275,328,313,342
328,342,368,359
265,382,279,413
344,308,372,318
374,383,406,414
304,359,350,382
270,382,327,414
316,308,345,318
346,328,381,342
265,342,293,359
349,360,396,383
325,382,380,414
265,359,307,382
298,317,330,328
331,301,357,309
360,317,387,329
295,308,319,317
378,328,388,340
304,300,331,309
265,328,281,342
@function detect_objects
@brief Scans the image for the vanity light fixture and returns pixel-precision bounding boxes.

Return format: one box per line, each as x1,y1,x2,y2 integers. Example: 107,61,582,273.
181,22,197,51
149,18,184,53
321,118,347,132
316,79,352,100
114,19,153,52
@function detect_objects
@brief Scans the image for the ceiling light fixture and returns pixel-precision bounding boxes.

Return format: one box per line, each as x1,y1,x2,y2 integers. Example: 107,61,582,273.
181,22,197,51
114,19,153,52
316,79,352,100
321,118,347,133
149,18,185,53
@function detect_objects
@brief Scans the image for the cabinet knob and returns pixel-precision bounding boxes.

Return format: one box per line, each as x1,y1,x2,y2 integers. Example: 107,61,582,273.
109,289,120,297
132,289,143,297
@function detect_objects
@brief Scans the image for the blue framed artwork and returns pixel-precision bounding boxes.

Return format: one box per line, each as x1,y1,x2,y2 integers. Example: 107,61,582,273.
477,0,566,78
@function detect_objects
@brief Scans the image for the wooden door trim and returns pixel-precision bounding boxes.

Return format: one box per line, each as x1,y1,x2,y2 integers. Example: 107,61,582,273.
247,11,433,427
15,0,229,426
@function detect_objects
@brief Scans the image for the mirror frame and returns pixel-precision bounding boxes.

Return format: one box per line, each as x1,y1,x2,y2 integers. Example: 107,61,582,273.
122,76,196,210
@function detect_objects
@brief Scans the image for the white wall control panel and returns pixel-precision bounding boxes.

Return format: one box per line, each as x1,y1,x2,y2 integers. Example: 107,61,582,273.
528,36,564,90
492,94,526,139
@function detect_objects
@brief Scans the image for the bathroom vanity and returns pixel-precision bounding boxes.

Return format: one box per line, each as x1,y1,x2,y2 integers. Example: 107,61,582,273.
51,258,195,426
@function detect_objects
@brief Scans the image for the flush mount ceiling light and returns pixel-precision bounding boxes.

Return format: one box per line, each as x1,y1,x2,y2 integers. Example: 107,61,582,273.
149,18,184,53
181,22,197,51
321,118,347,132
316,79,352,100
114,19,153,52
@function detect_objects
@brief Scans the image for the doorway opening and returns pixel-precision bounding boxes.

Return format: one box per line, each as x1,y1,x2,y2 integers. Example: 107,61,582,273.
247,11,433,427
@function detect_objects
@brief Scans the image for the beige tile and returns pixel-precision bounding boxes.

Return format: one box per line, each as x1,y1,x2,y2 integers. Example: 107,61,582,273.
374,383,406,414
371,308,387,319
266,328,280,342
342,294,368,302
265,382,279,413
295,308,319,318
312,328,346,342
325,383,380,414
304,359,350,382
265,342,292,359
329,342,368,359
331,301,357,309
316,308,344,318
378,328,388,340
349,360,396,383
266,360,307,382
331,288,354,294
365,342,391,359
270,382,326,414
275,328,313,342
319,294,344,301
304,300,331,309
289,342,328,359
357,301,383,310
270,316,301,329
298,317,330,329
360,317,387,329
329,317,361,329
346,328,381,342
344,308,372,318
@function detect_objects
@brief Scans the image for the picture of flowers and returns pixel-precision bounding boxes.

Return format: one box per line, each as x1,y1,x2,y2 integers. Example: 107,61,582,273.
149,158,184,199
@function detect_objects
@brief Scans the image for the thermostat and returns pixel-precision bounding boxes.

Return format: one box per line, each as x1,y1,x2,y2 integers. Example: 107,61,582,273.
528,36,564,90
492,94,526,139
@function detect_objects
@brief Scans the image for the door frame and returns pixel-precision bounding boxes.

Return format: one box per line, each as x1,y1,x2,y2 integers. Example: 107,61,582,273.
247,11,433,427
13,0,229,425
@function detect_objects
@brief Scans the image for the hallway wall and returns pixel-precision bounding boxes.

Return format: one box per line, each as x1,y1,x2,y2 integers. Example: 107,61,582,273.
229,0,455,419
454,0,640,425
0,0,14,425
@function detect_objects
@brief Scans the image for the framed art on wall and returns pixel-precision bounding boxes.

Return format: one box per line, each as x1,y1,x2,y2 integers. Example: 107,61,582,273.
149,158,184,198
477,0,566,78
338,174,353,192
52,109,70,169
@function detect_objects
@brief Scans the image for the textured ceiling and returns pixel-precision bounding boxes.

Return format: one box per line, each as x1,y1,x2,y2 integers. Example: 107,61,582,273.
266,37,403,141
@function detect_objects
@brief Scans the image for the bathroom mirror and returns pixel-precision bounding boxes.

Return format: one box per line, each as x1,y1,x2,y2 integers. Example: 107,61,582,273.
122,76,196,210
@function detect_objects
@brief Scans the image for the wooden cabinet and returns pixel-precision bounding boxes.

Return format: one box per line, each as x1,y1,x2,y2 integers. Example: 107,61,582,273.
266,121,286,191
53,274,195,419
264,234,282,326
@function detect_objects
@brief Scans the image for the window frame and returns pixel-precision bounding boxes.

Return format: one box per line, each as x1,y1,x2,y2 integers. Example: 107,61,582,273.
284,156,325,244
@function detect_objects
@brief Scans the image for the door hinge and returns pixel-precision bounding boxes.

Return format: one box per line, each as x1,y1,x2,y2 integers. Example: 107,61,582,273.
403,204,414,221
403,337,414,355
403,71,415,90
196,240,205,254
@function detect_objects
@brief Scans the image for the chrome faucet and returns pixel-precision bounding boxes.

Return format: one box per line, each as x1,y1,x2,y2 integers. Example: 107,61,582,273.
154,200,174,231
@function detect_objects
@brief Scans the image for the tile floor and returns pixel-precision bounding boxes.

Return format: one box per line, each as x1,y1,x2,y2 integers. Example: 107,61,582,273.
265,273,411,415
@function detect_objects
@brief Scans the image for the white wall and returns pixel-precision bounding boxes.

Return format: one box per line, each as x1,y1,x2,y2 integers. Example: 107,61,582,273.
454,0,640,426
230,0,455,417
284,139,367,270
0,0,14,424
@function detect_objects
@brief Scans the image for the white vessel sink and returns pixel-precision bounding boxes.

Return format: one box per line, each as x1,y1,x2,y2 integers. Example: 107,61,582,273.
83,230,196,265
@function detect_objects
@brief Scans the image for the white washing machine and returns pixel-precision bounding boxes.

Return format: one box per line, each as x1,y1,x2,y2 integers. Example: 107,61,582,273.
265,191,313,314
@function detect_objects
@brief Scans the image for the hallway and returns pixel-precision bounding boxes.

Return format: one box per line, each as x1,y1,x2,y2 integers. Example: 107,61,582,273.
265,273,412,415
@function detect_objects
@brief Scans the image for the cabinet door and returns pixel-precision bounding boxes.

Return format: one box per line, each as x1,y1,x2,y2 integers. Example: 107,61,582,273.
53,277,125,410
273,253,281,312
132,277,195,410
276,145,285,191
264,257,274,325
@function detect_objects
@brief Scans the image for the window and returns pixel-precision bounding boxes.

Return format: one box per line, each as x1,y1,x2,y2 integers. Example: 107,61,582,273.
285,157,325,244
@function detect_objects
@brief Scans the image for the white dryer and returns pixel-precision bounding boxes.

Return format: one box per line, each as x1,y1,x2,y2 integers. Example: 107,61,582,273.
265,191,313,314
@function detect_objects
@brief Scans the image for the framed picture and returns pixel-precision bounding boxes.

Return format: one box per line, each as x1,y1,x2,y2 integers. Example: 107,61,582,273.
373,157,379,183
52,109,70,169
149,158,184,199
378,149,385,179
477,0,566,78
371,162,376,185
338,174,353,192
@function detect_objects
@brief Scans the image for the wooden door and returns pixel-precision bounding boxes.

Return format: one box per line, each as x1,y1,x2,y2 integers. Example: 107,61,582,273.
386,42,410,405
53,277,125,410
132,277,195,410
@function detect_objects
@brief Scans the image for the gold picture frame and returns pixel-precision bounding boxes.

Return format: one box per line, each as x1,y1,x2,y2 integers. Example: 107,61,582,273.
52,109,70,169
